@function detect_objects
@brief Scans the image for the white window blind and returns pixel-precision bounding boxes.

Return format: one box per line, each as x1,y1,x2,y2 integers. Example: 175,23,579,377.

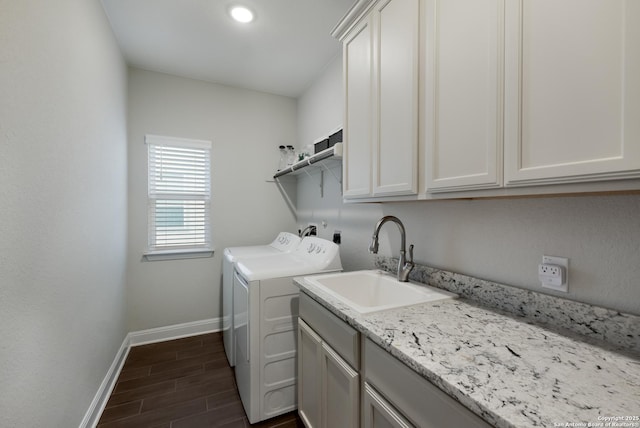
146,135,212,256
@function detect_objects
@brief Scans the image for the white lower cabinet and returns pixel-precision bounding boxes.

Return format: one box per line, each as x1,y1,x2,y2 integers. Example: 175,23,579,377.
298,293,360,428
363,338,491,428
297,320,359,428
297,319,323,428
363,383,413,428
321,342,359,428
298,293,491,428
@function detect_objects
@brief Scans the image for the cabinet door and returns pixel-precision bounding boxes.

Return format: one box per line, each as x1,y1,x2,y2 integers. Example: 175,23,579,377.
363,383,414,428
344,16,374,198
298,319,323,428
504,0,640,186
372,0,419,196
425,0,504,192
321,342,359,428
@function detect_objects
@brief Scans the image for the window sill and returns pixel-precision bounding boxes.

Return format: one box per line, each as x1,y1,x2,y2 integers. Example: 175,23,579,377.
143,248,214,261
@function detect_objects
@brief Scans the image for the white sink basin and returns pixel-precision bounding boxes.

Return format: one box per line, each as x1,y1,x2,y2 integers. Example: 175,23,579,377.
303,270,457,314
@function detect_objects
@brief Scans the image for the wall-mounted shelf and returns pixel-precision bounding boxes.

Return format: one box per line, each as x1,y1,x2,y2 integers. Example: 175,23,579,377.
273,143,343,179
272,143,343,209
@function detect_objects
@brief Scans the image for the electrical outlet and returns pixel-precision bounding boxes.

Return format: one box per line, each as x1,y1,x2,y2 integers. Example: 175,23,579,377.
538,264,563,283
539,255,569,292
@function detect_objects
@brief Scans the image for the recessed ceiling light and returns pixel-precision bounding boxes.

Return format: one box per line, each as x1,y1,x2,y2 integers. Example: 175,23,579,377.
230,6,254,23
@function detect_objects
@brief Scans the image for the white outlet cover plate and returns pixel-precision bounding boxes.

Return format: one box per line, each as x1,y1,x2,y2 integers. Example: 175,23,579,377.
541,255,569,292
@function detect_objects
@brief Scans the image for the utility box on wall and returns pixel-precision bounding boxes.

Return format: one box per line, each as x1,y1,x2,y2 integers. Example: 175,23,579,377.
315,128,343,154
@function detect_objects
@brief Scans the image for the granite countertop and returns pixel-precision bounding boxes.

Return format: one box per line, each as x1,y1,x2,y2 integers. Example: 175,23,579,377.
294,274,640,428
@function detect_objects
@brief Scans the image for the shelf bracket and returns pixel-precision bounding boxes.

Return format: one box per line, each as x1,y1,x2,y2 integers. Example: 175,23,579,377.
273,176,297,217
319,160,342,186
299,166,326,197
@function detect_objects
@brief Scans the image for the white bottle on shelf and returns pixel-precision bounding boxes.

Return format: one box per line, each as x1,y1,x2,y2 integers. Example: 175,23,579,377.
286,145,295,167
278,145,288,171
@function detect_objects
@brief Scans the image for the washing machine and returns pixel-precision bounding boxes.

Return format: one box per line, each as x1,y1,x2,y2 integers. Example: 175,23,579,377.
222,232,301,367
233,237,342,423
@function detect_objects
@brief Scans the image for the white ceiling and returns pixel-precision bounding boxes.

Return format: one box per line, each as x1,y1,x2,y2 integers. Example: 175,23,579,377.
100,0,355,98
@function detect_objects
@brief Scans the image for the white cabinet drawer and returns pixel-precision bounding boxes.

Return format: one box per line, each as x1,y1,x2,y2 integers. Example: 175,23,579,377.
299,292,360,369
364,338,491,428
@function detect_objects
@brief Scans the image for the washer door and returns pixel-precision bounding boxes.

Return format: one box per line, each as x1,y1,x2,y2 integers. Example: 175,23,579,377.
233,271,255,421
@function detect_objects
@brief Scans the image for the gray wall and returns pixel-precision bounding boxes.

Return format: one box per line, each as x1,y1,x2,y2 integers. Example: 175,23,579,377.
0,0,129,426
296,55,640,316
126,68,298,331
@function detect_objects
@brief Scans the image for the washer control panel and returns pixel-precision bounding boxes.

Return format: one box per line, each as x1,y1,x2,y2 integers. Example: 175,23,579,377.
270,232,301,252
294,237,341,270
305,241,328,254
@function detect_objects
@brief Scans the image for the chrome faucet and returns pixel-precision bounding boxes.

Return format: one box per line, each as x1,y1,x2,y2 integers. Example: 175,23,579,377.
299,225,317,237
369,216,414,282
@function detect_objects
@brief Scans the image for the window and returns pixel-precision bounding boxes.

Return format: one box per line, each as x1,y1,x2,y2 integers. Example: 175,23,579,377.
145,135,213,260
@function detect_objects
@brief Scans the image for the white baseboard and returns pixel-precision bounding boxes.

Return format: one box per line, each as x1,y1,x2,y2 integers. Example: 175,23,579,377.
79,336,131,428
128,317,222,347
79,317,222,428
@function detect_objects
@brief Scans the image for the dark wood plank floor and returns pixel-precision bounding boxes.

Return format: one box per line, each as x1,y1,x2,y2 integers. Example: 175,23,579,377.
97,332,304,428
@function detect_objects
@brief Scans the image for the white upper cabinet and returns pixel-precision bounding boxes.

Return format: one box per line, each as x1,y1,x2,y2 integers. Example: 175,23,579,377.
372,0,419,196
343,17,374,198
340,0,419,199
424,0,504,192
504,0,640,186
336,0,640,201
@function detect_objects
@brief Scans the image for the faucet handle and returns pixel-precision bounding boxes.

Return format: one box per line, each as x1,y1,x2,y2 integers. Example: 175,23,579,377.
407,244,414,263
